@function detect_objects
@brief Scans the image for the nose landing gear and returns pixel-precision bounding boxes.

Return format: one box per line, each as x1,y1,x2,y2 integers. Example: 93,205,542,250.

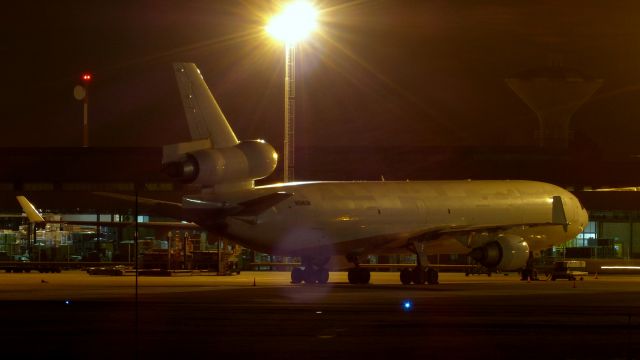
290,257,330,284
290,266,330,284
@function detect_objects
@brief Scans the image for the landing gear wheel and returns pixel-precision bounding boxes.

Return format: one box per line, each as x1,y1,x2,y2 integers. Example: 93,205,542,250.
305,269,319,284
400,268,412,285
426,268,439,284
412,268,426,285
317,269,329,284
359,268,370,284
348,268,371,284
291,267,304,284
347,269,356,284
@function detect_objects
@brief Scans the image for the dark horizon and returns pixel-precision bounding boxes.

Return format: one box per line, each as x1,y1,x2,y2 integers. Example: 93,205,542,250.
3,1,640,156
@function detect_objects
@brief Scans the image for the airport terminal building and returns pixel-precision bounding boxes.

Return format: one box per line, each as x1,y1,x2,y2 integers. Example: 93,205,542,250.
2,145,640,273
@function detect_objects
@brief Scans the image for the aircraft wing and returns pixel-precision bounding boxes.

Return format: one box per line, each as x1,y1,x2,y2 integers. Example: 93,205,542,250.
423,222,562,240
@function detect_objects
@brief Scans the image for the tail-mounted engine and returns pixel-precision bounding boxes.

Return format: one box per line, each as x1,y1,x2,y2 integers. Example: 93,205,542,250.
163,140,277,188
469,234,529,271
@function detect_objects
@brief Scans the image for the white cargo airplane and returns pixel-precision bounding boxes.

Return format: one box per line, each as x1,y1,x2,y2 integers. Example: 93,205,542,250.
159,63,588,285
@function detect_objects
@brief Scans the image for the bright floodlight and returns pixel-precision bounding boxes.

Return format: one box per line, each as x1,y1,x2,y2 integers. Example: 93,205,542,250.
266,1,318,44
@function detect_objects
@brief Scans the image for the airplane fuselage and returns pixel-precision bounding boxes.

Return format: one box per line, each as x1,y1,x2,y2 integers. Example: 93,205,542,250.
187,180,587,259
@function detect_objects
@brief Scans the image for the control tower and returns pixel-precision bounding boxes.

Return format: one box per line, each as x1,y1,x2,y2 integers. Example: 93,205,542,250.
506,67,602,148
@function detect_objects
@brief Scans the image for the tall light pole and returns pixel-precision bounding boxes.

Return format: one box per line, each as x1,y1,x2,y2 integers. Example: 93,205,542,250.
283,42,295,183
266,1,318,182
74,73,93,147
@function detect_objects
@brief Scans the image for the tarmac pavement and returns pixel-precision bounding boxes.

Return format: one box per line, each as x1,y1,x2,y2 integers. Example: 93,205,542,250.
1,271,639,359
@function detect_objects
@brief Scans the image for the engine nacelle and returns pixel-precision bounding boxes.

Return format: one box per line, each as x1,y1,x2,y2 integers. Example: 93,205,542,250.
469,234,530,271
164,140,277,187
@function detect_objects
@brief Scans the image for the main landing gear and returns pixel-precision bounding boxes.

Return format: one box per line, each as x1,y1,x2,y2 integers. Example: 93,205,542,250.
290,257,329,284
400,240,439,285
346,254,371,284
347,267,371,284
400,266,439,285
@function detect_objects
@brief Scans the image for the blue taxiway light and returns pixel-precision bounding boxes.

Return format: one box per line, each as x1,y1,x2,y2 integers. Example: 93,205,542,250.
402,300,413,311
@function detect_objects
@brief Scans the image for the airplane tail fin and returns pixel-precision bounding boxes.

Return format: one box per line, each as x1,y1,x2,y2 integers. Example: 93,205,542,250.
173,63,239,148
163,63,277,192
16,196,45,223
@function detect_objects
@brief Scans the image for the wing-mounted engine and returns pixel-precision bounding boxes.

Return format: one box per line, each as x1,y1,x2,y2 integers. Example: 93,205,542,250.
163,139,277,190
469,234,530,271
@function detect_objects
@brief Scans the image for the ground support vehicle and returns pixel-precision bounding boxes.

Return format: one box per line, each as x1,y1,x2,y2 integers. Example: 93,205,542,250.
550,260,588,281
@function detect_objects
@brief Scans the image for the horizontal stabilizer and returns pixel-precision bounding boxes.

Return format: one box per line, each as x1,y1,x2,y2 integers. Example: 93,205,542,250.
41,220,199,229
16,196,45,223
234,192,293,217
93,192,184,220
94,191,291,223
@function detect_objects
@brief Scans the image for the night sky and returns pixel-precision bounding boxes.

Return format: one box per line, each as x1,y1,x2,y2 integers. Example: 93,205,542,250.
3,1,640,155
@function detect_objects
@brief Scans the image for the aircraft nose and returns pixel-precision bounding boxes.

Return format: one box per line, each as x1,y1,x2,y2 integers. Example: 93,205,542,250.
581,207,589,230
568,191,589,233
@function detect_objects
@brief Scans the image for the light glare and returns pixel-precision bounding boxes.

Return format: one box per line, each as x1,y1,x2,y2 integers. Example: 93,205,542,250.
266,1,318,44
